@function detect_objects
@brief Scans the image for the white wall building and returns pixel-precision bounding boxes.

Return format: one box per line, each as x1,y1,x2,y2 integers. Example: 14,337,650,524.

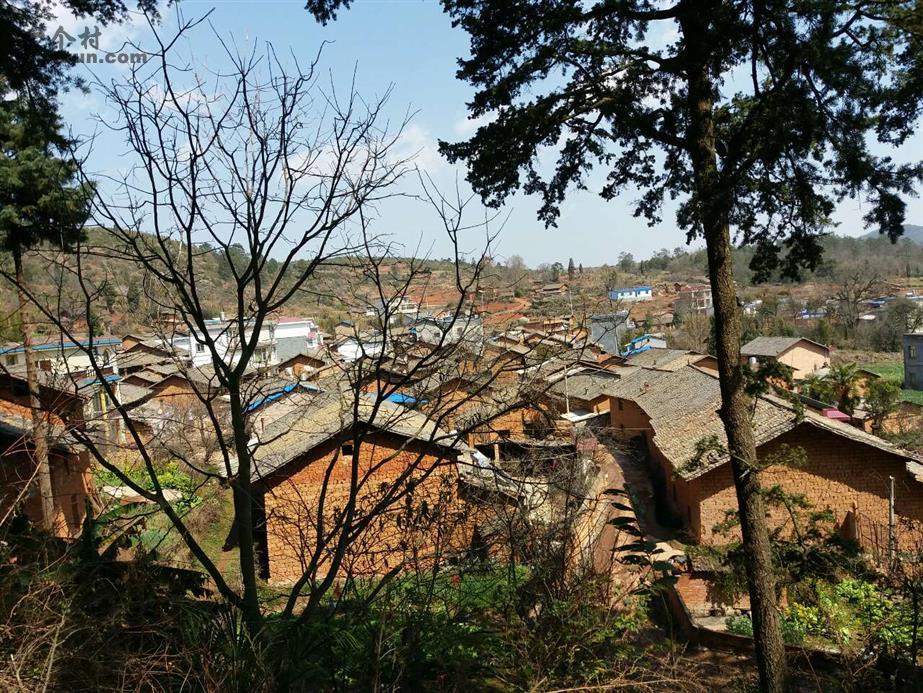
0,337,122,377
171,315,322,368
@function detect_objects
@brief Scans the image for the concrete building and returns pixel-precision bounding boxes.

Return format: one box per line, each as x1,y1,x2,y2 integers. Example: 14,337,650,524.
608,286,653,303
171,316,321,369
588,312,633,356
0,337,122,377
674,284,713,314
409,313,483,345
904,333,923,391
273,317,323,362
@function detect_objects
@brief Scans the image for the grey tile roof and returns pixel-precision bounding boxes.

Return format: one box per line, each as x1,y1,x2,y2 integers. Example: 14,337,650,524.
624,349,703,371
548,371,623,402
248,392,459,483
608,363,923,481
741,336,827,357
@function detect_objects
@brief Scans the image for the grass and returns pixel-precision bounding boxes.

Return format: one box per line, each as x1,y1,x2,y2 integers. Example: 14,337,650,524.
860,362,923,406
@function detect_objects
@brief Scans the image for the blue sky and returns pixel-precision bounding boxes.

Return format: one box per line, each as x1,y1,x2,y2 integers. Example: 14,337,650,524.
53,0,923,268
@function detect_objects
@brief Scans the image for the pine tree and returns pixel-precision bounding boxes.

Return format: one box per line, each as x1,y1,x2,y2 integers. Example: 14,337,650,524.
0,98,91,531
304,2,921,688
567,257,576,280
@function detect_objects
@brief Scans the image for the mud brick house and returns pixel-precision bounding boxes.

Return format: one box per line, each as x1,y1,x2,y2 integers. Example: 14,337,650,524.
607,365,923,554
0,374,94,538
242,393,467,583
548,370,623,417
118,337,173,375
740,336,830,380
277,349,332,381
623,348,708,372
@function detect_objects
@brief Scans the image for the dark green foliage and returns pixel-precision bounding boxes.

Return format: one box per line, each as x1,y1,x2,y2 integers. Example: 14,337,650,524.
865,378,903,433
0,1,162,109
0,97,91,259
430,1,919,276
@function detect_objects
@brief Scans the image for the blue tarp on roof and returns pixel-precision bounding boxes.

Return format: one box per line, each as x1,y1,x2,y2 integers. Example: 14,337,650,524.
245,382,320,413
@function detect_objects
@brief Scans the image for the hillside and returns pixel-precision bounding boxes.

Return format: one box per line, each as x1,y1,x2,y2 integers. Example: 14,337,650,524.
1,224,922,342
864,224,923,245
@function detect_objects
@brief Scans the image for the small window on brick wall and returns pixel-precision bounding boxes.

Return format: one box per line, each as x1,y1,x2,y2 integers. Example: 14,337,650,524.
618,399,624,411
341,443,354,458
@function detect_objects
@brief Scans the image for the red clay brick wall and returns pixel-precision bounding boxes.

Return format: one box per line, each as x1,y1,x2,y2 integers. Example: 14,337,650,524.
608,398,651,440
261,432,470,583
0,445,92,538
693,424,923,546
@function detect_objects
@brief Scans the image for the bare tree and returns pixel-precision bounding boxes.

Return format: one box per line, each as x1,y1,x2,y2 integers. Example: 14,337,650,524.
831,266,881,340
0,22,603,682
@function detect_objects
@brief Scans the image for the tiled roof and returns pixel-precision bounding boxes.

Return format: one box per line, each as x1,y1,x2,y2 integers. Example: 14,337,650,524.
741,336,827,357
624,349,703,371
119,350,171,369
549,371,623,402
248,393,458,483
609,364,923,481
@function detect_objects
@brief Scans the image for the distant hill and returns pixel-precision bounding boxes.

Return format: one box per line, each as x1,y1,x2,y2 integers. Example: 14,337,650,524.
863,224,923,245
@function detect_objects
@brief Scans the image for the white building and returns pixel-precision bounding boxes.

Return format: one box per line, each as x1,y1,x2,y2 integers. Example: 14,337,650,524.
273,317,323,362
335,333,384,362
608,286,653,303
0,337,122,377
171,315,321,368
364,296,419,321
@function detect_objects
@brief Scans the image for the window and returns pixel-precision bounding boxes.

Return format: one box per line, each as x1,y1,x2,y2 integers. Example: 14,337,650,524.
910,345,918,359
196,342,206,354
5,354,17,366
70,494,80,525
341,443,354,457
617,399,624,411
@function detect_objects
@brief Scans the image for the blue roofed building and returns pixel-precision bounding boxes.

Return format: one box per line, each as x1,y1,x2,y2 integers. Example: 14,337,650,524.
608,286,653,303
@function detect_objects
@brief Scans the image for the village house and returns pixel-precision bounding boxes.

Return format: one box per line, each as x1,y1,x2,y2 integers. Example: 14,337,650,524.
607,365,923,556
904,332,923,391
740,336,829,379
277,349,332,381
548,369,622,420
588,311,633,356
673,283,713,314
118,338,173,375
272,317,323,361
0,374,94,538
0,336,122,377
608,285,653,302
538,282,568,296
241,393,468,583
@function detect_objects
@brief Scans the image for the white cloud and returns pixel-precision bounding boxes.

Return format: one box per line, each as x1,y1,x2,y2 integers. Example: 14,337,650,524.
394,123,449,175
48,1,153,54
452,111,495,137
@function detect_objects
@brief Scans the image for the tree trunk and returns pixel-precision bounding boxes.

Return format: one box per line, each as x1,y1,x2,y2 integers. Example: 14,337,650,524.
228,382,264,637
682,14,787,692
13,250,55,533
